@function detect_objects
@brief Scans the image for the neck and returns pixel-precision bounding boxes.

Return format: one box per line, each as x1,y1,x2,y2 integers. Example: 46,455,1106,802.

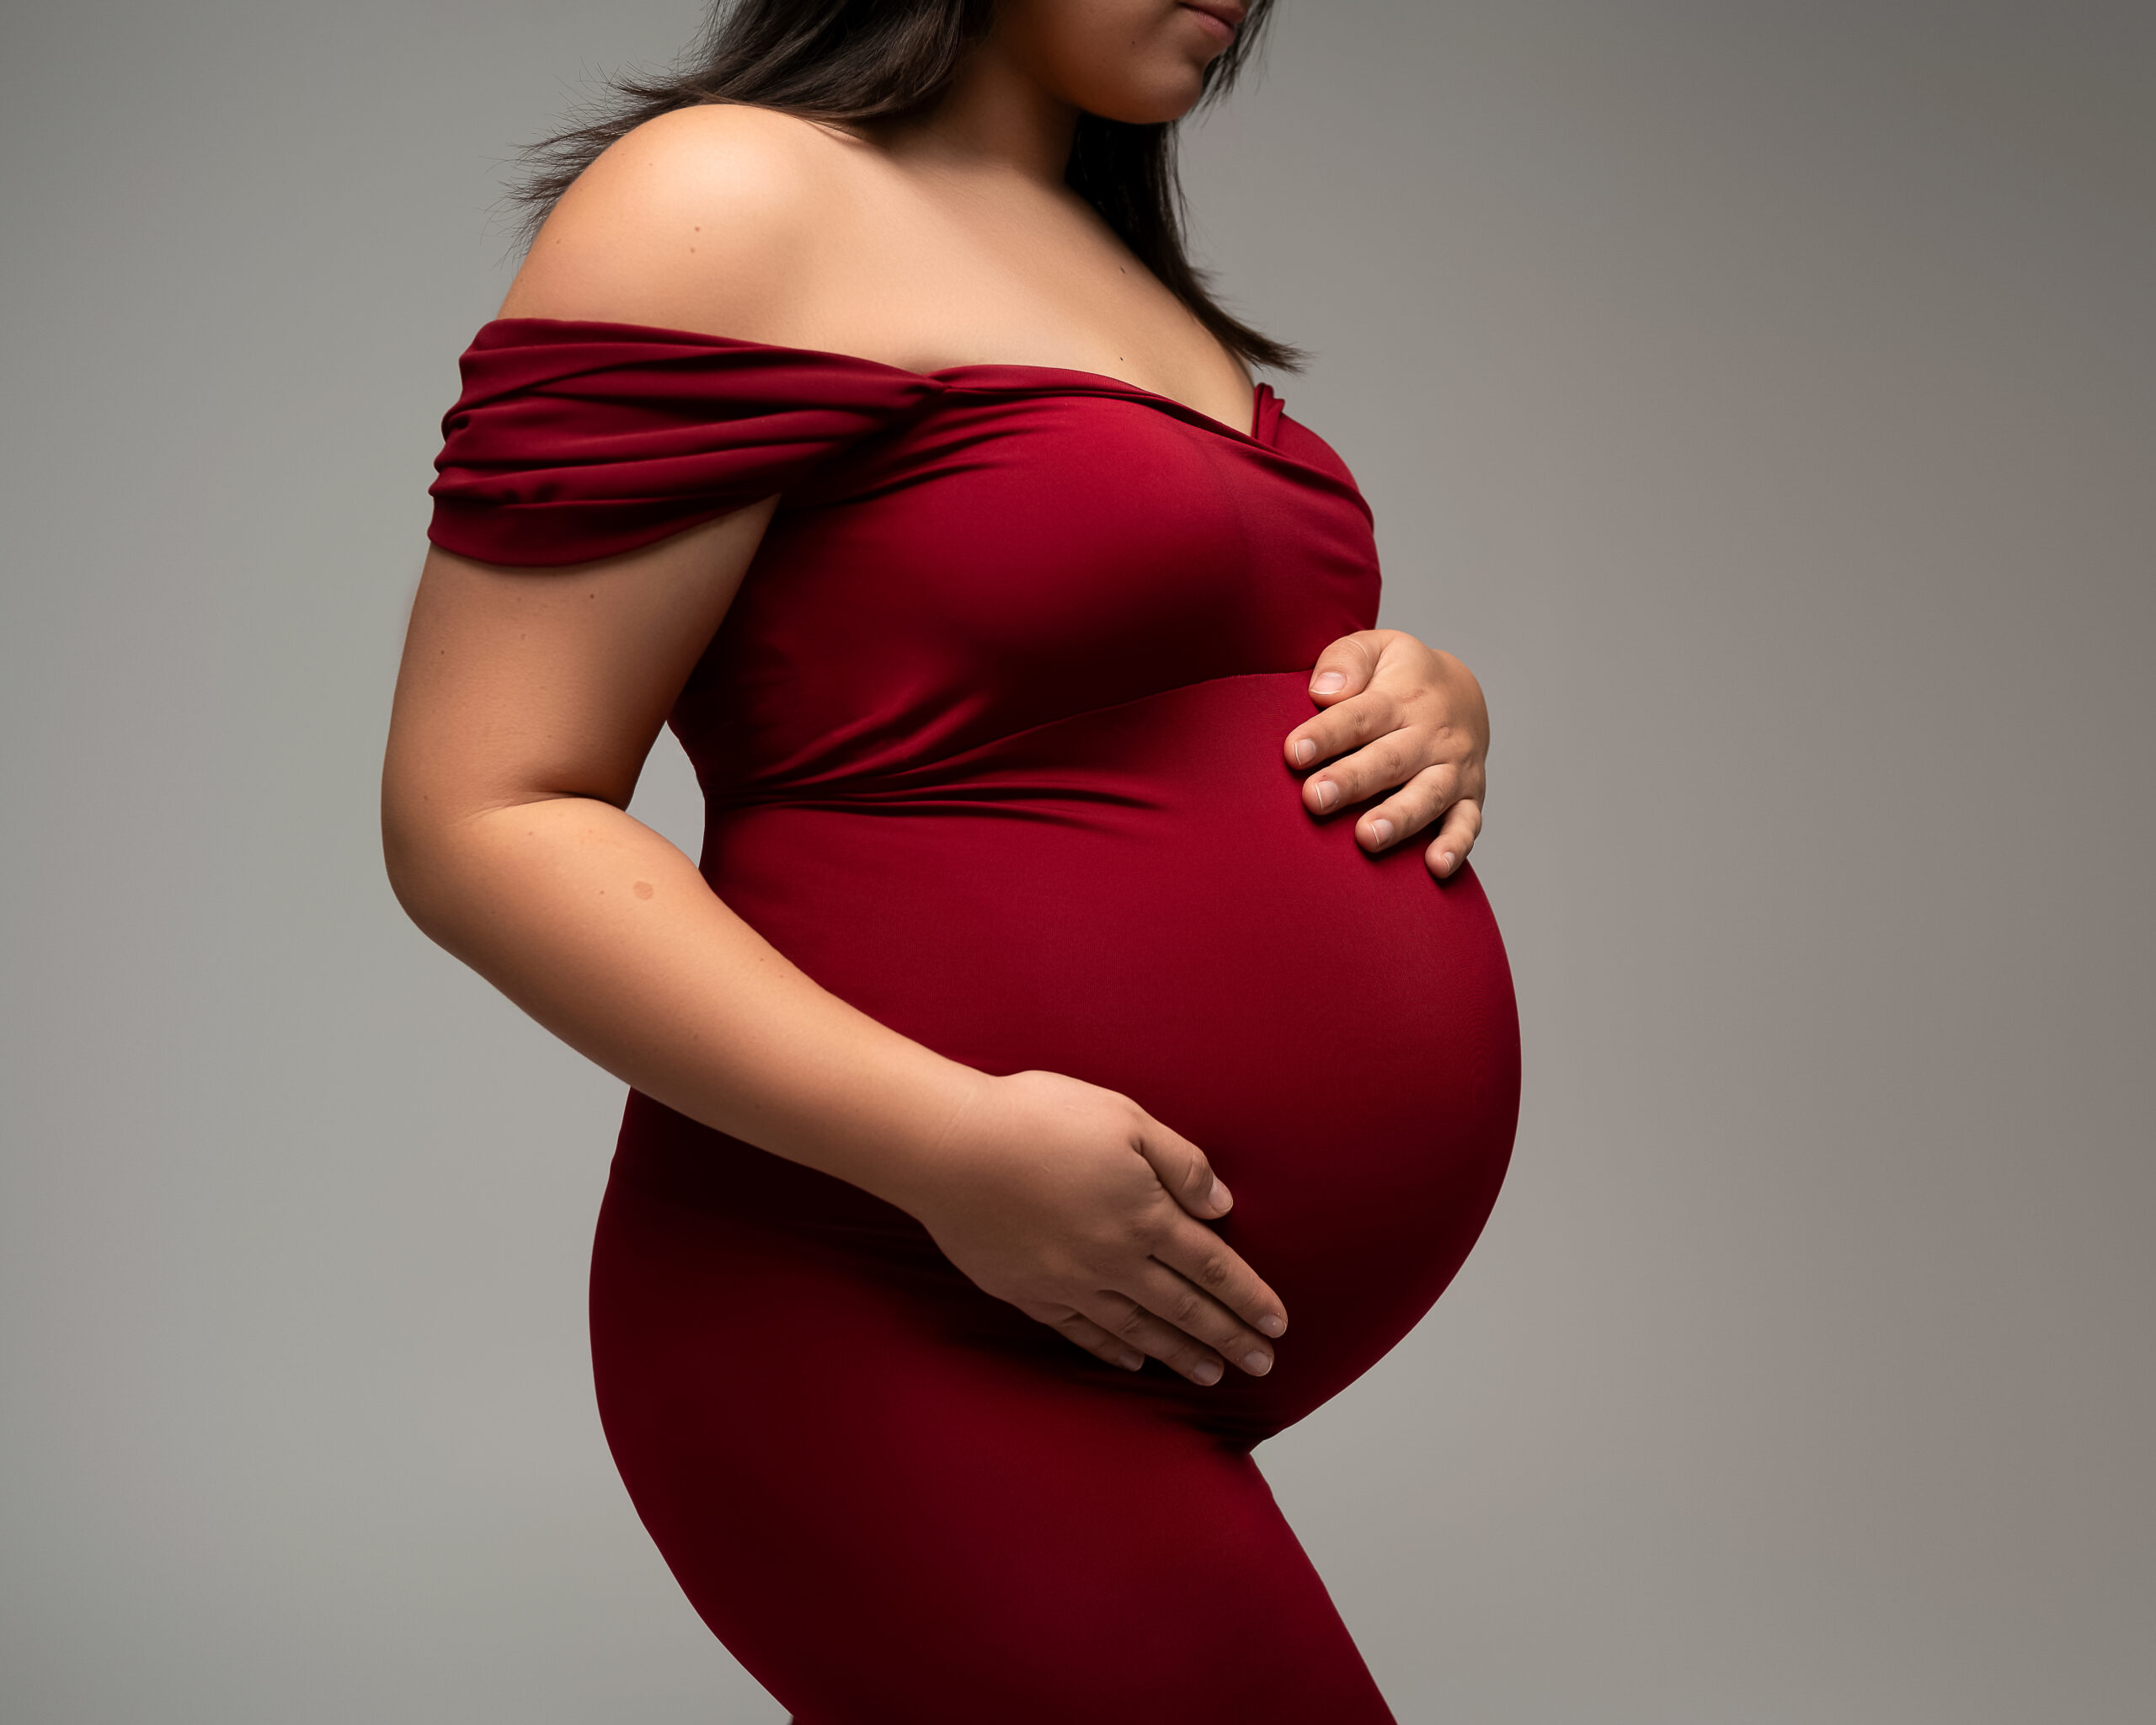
875,36,1079,191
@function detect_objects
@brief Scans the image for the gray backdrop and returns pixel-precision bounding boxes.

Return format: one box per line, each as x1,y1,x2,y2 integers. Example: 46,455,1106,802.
3,2,2150,1720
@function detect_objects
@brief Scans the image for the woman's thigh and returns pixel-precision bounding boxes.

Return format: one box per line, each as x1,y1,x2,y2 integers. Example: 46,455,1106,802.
590,1176,1396,1725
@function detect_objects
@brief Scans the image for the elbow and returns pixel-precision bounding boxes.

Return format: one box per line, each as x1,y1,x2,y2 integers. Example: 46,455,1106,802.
379,777,468,948
380,816,426,927
380,818,440,943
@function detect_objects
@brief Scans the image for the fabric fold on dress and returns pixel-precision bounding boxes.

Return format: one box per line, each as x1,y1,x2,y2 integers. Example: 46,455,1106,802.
428,318,948,565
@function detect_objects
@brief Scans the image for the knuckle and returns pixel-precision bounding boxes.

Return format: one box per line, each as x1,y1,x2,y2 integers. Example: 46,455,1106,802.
1373,787,1417,823
1403,782,1446,820
1333,702,1380,748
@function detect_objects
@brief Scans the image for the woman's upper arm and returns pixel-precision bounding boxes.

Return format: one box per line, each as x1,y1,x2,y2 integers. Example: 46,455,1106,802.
386,104,840,858
382,501,776,862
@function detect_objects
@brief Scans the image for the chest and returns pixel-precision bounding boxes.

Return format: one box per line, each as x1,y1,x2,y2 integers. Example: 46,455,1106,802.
675,388,1380,786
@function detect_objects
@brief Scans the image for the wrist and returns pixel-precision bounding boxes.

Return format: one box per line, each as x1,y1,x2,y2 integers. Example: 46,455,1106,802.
851,1056,996,1222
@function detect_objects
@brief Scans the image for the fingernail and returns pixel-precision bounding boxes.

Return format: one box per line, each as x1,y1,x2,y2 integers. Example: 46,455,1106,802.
1314,780,1340,812
1290,737,1316,766
1369,817,1396,848
1193,1359,1224,1386
1207,1177,1232,1212
1118,1350,1144,1371
1242,1350,1273,1376
1310,671,1346,694
1438,850,1458,873
1257,1314,1286,1338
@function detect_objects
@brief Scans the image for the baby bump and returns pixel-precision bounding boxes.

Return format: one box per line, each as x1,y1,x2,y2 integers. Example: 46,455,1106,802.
672,672,1521,1430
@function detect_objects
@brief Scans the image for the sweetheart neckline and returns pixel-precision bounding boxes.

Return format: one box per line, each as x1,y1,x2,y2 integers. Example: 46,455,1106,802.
475,316,1278,447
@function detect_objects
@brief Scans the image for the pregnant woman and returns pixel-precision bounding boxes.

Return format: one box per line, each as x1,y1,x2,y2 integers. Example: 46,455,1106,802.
382,2,1519,1719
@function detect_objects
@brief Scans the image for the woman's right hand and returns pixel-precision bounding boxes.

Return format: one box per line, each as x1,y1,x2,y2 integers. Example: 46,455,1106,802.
899,1070,1289,1385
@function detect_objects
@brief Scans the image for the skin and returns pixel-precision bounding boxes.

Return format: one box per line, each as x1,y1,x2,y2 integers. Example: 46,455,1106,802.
384,0,1490,1387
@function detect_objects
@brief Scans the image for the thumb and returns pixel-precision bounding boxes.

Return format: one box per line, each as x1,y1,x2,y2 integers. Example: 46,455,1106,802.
1306,629,1389,703
1134,1119,1233,1220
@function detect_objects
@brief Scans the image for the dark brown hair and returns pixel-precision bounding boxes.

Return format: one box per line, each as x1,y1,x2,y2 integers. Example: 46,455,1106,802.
507,0,1305,372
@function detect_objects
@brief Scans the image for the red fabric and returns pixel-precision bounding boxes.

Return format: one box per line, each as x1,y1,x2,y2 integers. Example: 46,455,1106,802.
430,318,1520,1723
428,318,948,563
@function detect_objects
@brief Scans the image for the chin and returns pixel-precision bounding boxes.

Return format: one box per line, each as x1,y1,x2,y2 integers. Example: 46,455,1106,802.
1070,44,1219,126
1011,0,1231,126
1081,72,1210,126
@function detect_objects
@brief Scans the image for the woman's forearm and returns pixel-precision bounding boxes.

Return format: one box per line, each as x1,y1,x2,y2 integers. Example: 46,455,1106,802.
384,793,982,1212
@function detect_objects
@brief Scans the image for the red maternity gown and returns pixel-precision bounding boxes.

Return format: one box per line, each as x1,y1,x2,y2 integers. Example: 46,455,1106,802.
429,317,1520,1724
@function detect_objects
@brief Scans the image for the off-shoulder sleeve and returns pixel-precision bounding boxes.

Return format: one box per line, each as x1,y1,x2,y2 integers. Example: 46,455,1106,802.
426,318,947,567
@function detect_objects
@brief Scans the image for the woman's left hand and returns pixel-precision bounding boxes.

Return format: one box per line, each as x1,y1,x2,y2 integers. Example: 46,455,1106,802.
1283,628,1489,879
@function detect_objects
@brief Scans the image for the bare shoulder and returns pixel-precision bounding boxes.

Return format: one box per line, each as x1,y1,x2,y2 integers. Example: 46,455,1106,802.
499,104,873,338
